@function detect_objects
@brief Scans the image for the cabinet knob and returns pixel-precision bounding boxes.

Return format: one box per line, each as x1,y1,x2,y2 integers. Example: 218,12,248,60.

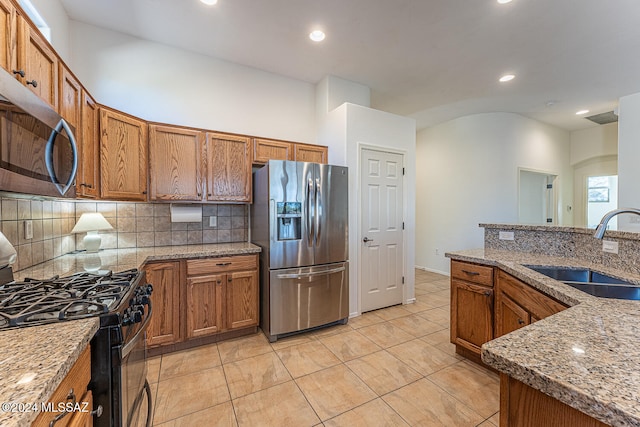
142,191,147,195
12,69,25,77
483,291,491,297
91,405,104,418
26,79,38,87
228,278,232,282
517,319,525,325
217,280,221,284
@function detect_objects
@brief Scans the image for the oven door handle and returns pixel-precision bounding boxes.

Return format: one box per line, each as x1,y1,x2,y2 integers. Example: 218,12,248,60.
122,299,152,358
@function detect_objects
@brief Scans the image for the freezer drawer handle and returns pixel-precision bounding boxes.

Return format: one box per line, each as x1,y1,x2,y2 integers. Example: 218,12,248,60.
216,262,232,266
276,266,345,279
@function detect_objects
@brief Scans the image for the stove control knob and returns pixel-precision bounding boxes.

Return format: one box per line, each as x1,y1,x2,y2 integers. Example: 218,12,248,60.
131,310,143,323
138,294,150,305
122,308,133,326
135,304,145,316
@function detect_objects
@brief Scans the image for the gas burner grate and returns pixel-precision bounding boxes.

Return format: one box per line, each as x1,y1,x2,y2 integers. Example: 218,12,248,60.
0,268,140,329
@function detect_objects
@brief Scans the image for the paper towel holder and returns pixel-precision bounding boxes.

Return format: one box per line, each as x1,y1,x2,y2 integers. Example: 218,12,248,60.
170,204,203,223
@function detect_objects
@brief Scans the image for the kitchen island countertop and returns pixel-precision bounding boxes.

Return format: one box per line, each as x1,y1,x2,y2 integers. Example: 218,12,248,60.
447,248,640,427
1,242,261,427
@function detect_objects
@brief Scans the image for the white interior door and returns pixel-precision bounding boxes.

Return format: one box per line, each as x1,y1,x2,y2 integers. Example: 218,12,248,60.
360,148,404,312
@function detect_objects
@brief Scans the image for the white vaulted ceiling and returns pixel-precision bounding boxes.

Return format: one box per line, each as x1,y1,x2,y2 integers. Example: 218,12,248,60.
58,0,640,131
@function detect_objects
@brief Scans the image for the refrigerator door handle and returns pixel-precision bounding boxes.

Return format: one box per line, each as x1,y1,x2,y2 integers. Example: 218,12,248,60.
276,266,346,279
315,178,321,244
307,178,315,246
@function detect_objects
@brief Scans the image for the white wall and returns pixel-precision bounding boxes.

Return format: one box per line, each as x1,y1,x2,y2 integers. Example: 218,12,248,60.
617,92,640,232
28,0,71,62
67,22,316,143
416,113,572,274
570,123,618,166
319,103,416,316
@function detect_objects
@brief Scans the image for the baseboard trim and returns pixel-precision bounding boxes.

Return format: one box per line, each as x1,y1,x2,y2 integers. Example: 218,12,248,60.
415,265,450,276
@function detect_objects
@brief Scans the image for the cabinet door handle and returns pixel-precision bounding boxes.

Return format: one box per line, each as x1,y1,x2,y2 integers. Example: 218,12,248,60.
26,79,38,87
49,388,76,426
216,262,232,266
462,270,480,276
12,69,25,77
80,183,94,189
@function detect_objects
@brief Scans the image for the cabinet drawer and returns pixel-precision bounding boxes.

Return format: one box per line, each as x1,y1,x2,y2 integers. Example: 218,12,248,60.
33,345,91,427
187,255,258,275
451,261,494,286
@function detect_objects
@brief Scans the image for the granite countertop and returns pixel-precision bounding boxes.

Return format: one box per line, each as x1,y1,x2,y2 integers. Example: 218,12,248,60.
13,242,261,281
447,249,640,427
0,318,100,427
1,242,261,427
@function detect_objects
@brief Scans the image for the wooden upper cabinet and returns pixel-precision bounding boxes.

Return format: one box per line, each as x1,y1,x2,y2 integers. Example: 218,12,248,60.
149,124,204,201
0,0,16,74
205,132,252,202
253,138,293,164
16,15,58,109
100,107,148,200
59,63,81,128
295,144,328,164
77,91,100,198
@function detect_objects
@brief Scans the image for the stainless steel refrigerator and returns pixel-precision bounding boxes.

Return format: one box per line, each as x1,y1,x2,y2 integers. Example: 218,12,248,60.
251,160,348,342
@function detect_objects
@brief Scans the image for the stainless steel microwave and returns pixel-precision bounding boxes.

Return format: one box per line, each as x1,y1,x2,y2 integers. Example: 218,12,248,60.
0,69,78,198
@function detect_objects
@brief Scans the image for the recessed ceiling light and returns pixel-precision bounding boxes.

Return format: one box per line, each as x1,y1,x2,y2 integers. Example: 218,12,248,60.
497,0,513,4
309,30,326,42
499,74,515,83
200,0,218,5
576,109,590,115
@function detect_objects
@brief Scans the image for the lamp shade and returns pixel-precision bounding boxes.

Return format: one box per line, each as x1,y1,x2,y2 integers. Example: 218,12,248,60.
71,213,113,234
0,231,17,267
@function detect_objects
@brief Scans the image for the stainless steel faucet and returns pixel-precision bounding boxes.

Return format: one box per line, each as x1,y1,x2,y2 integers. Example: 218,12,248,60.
593,208,640,239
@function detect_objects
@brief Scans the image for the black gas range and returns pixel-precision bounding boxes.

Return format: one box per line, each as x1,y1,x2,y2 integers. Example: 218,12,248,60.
0,268,153,427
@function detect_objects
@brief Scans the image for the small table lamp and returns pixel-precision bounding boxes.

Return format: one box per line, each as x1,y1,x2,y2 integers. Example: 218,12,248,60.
72,213,114,253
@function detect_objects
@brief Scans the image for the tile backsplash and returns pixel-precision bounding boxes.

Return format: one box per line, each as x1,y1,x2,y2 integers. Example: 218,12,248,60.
0,195,249,272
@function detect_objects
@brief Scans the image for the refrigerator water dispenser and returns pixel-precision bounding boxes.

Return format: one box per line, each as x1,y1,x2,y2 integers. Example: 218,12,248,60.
277,202,302,241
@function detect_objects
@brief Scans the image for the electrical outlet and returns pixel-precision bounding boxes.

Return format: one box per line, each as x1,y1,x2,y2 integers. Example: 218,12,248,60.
209,216,217,227
602,240,619,254
499,231,515,241
24,220,33,240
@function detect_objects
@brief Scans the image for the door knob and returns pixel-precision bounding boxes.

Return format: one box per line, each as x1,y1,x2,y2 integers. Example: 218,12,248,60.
363,237,373,243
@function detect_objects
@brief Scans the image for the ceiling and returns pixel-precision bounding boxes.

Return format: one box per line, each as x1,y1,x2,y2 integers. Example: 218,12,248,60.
58,0,640,131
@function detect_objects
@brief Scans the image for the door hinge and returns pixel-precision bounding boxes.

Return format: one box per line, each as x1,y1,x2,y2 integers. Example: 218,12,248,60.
546,184,553,189
402,276,405,284
402,167,405,175
402,222,405,230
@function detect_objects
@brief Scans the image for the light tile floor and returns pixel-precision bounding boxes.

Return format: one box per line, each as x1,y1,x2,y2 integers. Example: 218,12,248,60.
147,269,500,426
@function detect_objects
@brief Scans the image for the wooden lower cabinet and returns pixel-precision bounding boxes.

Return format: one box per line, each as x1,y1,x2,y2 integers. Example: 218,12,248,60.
450,260,495,362
500,375,608,427
32,345,93,427
186,255,259,337
145,261,182,347
450,279,493,354
146,255,259,350
495,270,568,338
186,273,223,338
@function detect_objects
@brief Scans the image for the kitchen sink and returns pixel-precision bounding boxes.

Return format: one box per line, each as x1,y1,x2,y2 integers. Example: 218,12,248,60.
525,265,640,300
